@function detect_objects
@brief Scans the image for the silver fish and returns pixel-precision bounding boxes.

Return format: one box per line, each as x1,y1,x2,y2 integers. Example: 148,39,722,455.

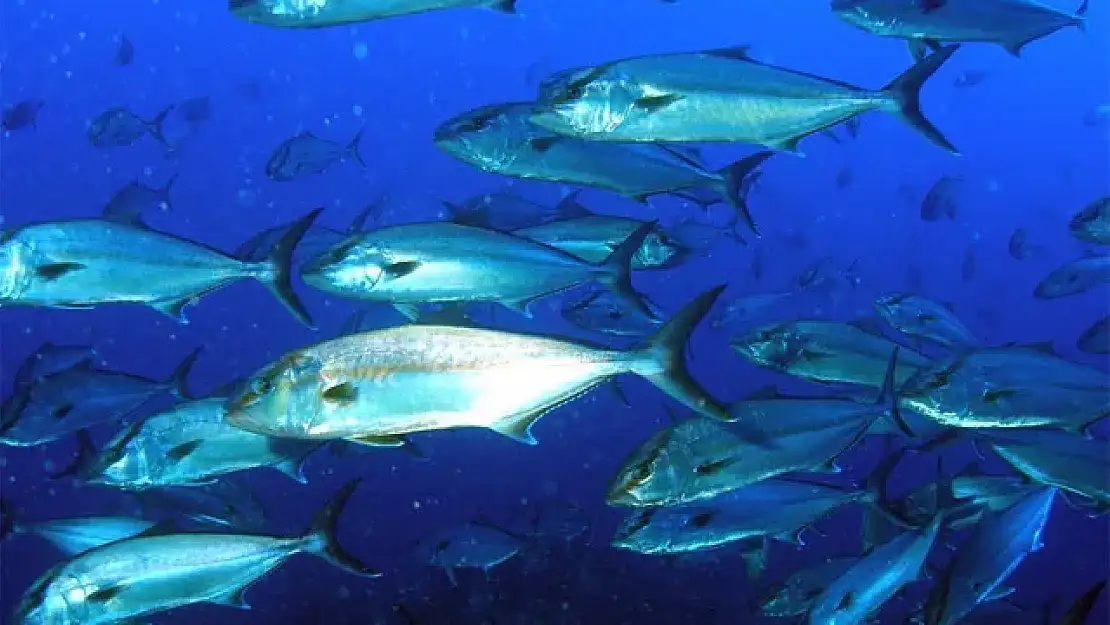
874,292,978,350
0,208,320,326
1033,255,1110,299
1069,196,1110,244
225,286,738,445
12,480,376,625
229,0,519,28
420,521,524,585
514,215,688,270
530,45,959,153
760,557,857,618
987,430,1110,513
87,106,172,148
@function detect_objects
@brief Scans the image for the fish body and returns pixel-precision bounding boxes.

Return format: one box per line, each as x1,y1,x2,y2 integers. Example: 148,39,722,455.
422,522,523,584
88,106,172,148
1069,197,1110,244
300,220,651,317
229,0,517,28
265,130,365,181
514,215,686,270
2,99,44,131
710,292,792,329
831,0,1088,57
807,514,945,625
732,320,929,388
11,516,160,556
0,210,319,326
561,289,662,338
103,178,176,222
529,46,959,153
225,286,733,444
950,475,1050,512
874,292,978,350
612,478,874,554
1034,255,1110,298
12,481,374,625
90,397,321,489
760,557,857,618
987,430,1110,512
923,487,1057,625
444,190,592,232
901,347,1109,430
435,102,770,228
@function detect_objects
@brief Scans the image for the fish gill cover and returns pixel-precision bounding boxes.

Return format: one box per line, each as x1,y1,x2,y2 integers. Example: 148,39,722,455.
0,1,1107,624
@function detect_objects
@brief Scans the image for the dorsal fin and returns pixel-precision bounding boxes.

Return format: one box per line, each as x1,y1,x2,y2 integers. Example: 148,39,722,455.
703,45,753,60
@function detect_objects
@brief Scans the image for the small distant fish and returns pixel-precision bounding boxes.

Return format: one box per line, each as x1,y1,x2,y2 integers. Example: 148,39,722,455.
835,167,854,189
920,175,962,221
419,520,525,585
1077,316,1109,355
562,289,662,337
832,0,1088,58
2,99,44,132
266,128,366,181
88,106,174,148
229,0,519,28
443,190,591,232
114,34,134,66
129,479,270,532
710,291,792,329
1033,255,1110,299
953,69,990,88
1068,197,1110,245
12,480,377,625
797,257,860,292
177,96,212,124
1008,227,1042,260
103,176,177,223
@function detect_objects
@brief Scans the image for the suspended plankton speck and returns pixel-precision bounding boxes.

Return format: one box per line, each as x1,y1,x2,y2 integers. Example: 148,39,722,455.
353,42,368,60
352,104,364,117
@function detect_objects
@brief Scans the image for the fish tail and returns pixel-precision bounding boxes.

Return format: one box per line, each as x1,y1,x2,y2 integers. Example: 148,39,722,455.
1075,0,1089,29
166,346,203,399
254,207,322,329
47,429,99,481
0,495,19,540
635,284,732,421
346,127,367,168
874,345,916,438
304,478,380,578
880,45,961,155
715,151,774,237
595,221,658,321
147,104,175,148
158,174,178,213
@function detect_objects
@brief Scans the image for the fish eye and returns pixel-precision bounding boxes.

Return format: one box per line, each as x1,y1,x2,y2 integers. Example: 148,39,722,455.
252,377,274,395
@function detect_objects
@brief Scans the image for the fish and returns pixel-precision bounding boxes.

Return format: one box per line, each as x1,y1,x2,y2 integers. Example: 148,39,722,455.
607,347,906,508
950,474,1052,512
0,207,320,327
529,45,959,154
420,521,525,585
514,215,691,270
873,292,978,350
102,176,177,223
831,0,1089,58
561,289,662,338
710,292,793,329
611,477,880,555
177,96,212,124
923,487,1057,625
920,175,962,221
113,34,134,66
952,69,990,88
300,220,655,319
6,513,162,556
235,202,377,264
835,167,854,189
265,128,366,181
806,513,946,625
901,346,1109,432
88,106,173,148
1033,255,1110,299
65,396,325,489
442,190,592,232
732,319,930,388
759,557,857,618
1058,580,1107,625
2,99,44,131
435,101,773,233
11,479,377,625
1008,227,1042,260
986,430,1110,513
12,341,98,389
128,480,270,533
1077,315,1109,354
1068,197,1110,245
0,348,200,447
225,285,740,445
797,257,861,293
229,0,519,28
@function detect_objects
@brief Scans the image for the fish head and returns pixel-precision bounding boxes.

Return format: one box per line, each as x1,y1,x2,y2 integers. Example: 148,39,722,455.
636,229,686,269
13,568,99,625
606,429,676,507
433,103,524,170
0,236,36,302
828,0,890,29
610,508,668,554
529,68,641,137
732,323,803,370
225,348,328,438
301,236,390,296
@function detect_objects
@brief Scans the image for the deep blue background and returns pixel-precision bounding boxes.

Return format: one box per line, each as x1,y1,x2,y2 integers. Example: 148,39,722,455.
1,1,1108,623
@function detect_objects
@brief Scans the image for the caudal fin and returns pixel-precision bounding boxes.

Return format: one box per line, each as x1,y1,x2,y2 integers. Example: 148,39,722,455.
881,45,961,155
147,105,175,148
635,285,735,422
305,478,380,578
717,151,775,237
256,207,322,328
346,128,367,168
165,346,202,400
596,221,658,321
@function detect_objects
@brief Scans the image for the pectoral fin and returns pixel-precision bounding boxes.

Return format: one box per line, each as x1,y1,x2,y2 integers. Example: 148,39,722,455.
35,262,85,281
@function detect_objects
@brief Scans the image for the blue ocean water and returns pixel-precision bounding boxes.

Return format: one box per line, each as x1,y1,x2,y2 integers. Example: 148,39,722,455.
1,1,1108,624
